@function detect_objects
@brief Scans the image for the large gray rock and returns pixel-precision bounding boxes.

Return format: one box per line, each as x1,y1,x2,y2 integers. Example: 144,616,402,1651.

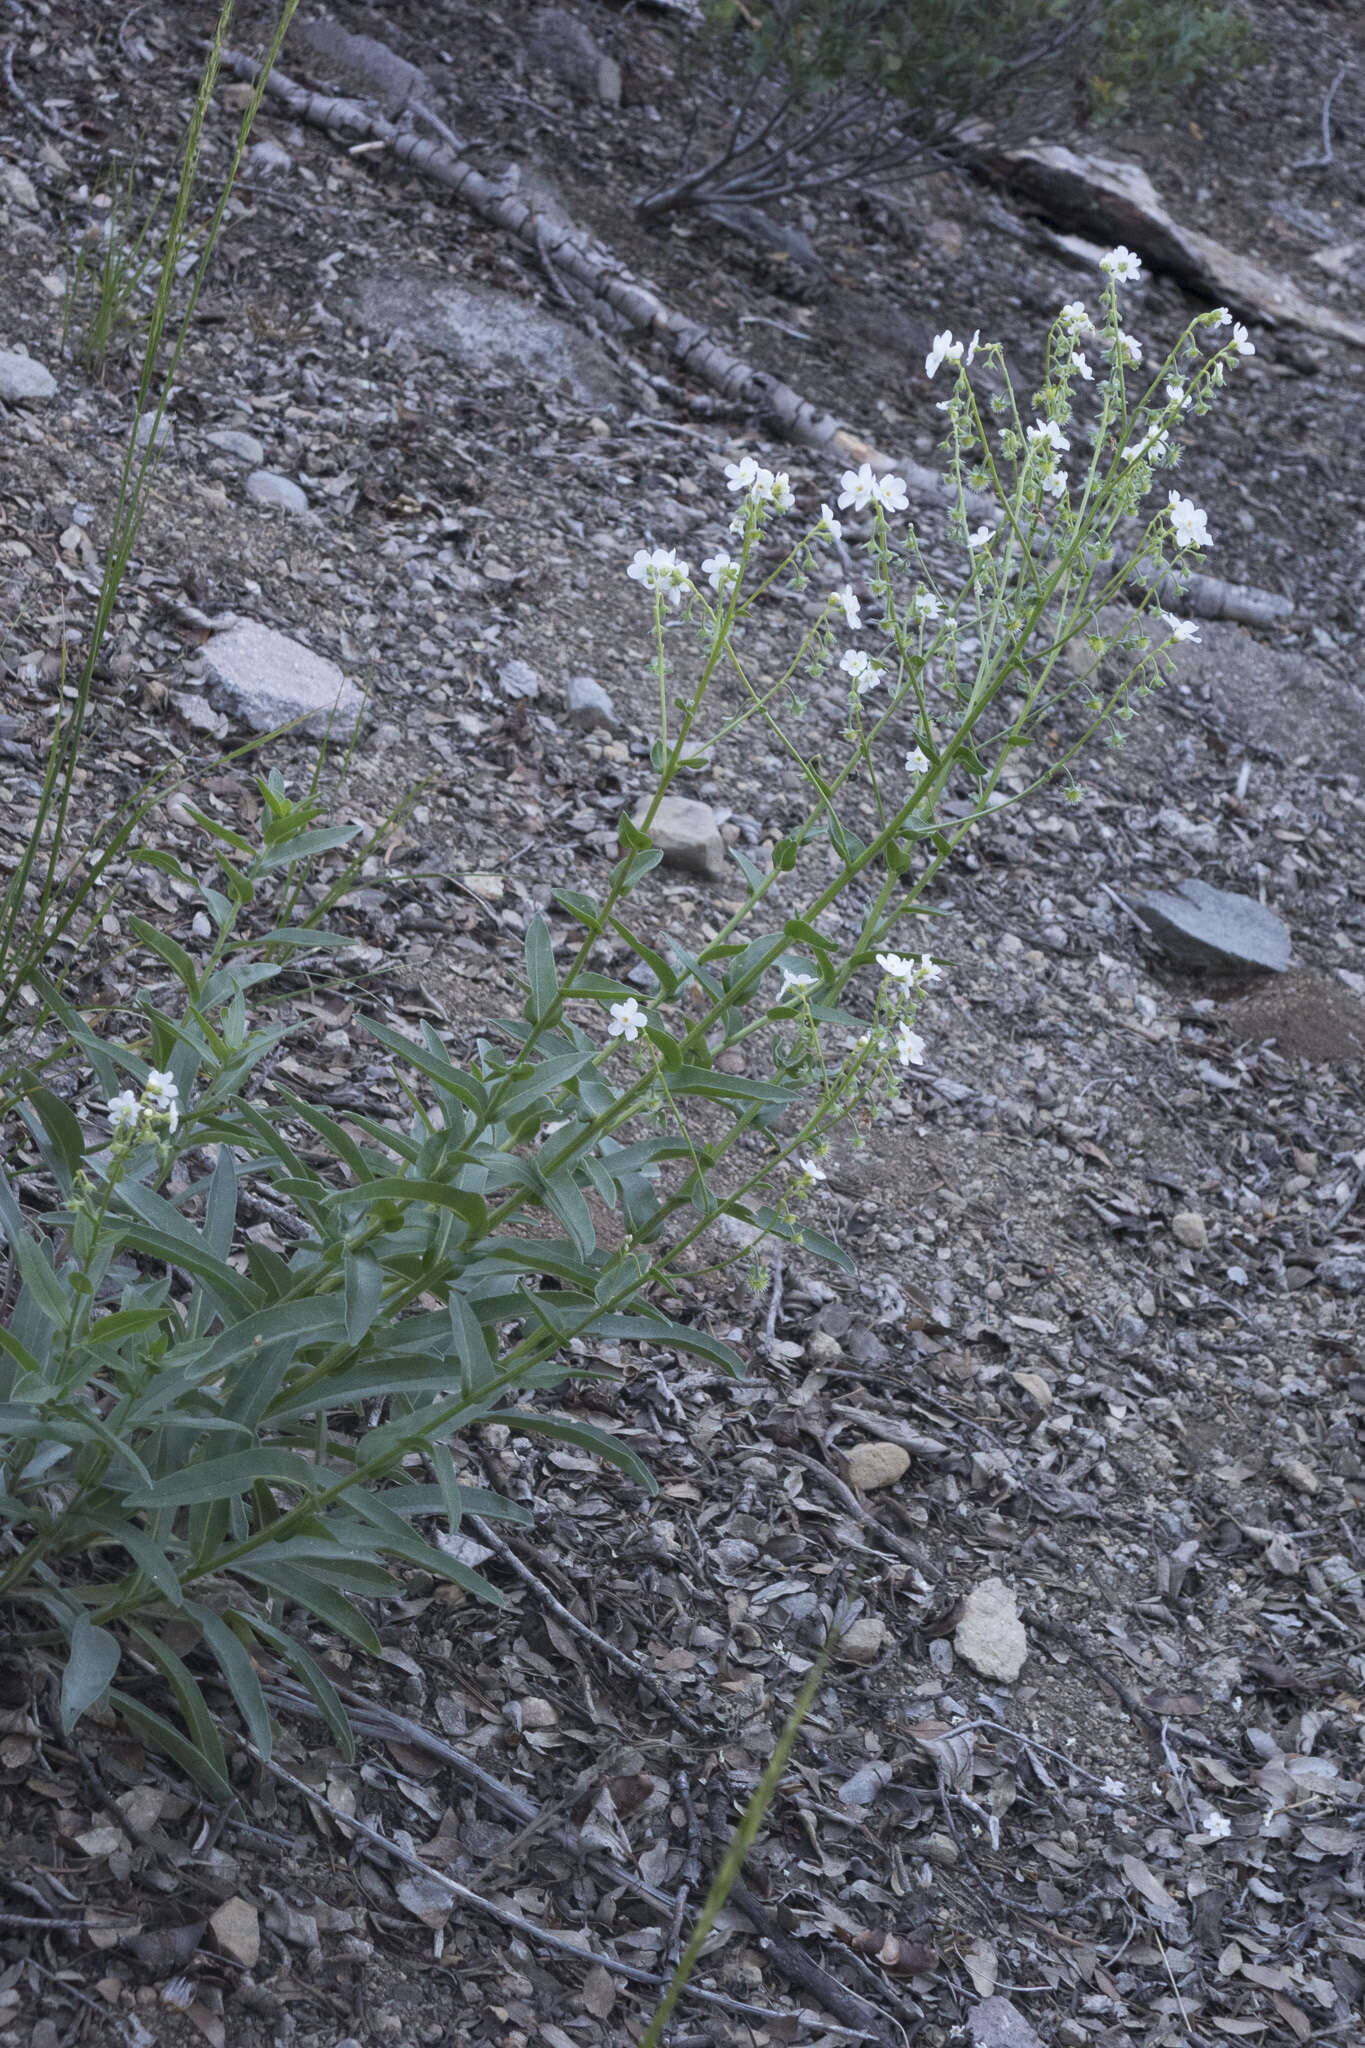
246,470,309,516
206,428,266,466
526,6,621,104
1167,621,1365,778
1139,878,1291,975
564,674,617,730
291,19,443,119
201,621,365,739
628,795,726,881
968,1997,1047,2048
0,349,56,403
352,271,621,411
954,1577,1028,1682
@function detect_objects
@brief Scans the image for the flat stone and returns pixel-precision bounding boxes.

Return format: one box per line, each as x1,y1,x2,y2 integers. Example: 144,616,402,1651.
968,1996,1047,2048
1172,1211,1208,1250
206,428,265,465
564,673,617,730
628,795,727,881
352,270,621,412
845,1441,911,1492
835,1615,889,1666
246,469,309,515
0,165,40,210
0,349,56,403
133,410,174,456
209,1895,260,1968
1319,1255,1364,1295
201,620,364,739
497,658,541,701
954,1577,1028,1683
1139,878,1291,975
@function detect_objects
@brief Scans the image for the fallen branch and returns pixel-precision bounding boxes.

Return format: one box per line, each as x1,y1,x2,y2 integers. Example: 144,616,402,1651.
256,1752,879,2040
215,43,1291,630
1290,61,1350,172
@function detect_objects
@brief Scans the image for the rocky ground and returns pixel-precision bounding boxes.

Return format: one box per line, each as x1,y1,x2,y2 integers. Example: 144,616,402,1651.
0,3,1363,2047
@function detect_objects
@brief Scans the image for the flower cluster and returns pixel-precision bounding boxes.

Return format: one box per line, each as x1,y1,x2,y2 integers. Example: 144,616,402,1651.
724,456,794,517
627,545,691,607
106,1069,180,1139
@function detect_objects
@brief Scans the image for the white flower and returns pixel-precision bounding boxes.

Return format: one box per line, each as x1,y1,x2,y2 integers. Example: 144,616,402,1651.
1100,245,1142,285
1198,1810,1232,1841
818,502,843,541
1210,306,1232,328
768,471,795,513
914,953,943,986
1027,419,1070,454
1070,350,1093,381
1168,491,1212,550
799,1157,827,1182
1058,300,1092,333
911,591,942,623
780,970,817,1001
965,329,981,364
107,1089,141,1136
966,524,993,551
724,455,763,494
839,648,872,678
925,330,964,379
1040,467,1067,499
1160,610,1200,642
1165,379,1192,411
876,952,917,987
607,997,648,1042
1231,321,1255,357
1107,330,1142,368
1123,425,1169,464
702,550,736,593
144,1069,180,1132
1100,1777,1127,1799
838,464,908,515
627,546,691,606
832,585,861,629
896,1023,926,1067
905,744,930,777
838,462,879,512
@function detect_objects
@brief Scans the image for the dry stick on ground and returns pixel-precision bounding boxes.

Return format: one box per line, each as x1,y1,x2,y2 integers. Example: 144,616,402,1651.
1290,60,1351,172
253,1753,879,2043
216,43,1286,630
265,1678,679,1914
465,1510,709,1739
2,36,81,141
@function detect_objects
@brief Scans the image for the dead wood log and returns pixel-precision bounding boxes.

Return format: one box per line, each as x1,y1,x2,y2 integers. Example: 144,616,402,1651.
217,46,1292,626
975,141,1365,352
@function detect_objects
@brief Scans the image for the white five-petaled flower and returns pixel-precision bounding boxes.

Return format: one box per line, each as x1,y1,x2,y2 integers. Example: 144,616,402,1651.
818,502,843,542
702,550,736,593
905,744,930,777
768,471,795,513
607,997,648,1043
1058,300,1092,333
967,524,994,551
1100,245,1142,285
925,330,964,379
780,970,816,1001
1070,350,1093,381
1107,330,1143,368
799,1157,827,1182
838,463,908,515
1231,321,1255,357
912,590,942,623
724,455,763,494
832,585,861,629
1210,306,1232,328
627,546,690,607
1166,378,1192,411
1040,468,1067,500
914,952,943,986
107,1089,141,1136
1027,419,1070,455
1167,491,1212,550
876,952,918,987
1123,424,1169,465
1100,1777,1127,1799
1197,1810,1232,1842
896,1023,926,1068
1160,611,1201,643
144,1069,180,1132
